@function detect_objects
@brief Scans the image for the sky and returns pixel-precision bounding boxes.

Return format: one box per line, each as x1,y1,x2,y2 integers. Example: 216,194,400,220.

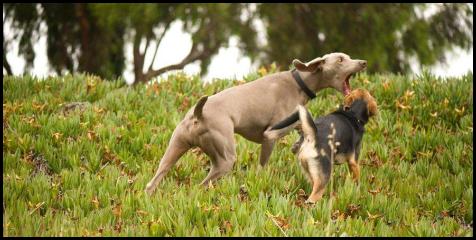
3,7,473,84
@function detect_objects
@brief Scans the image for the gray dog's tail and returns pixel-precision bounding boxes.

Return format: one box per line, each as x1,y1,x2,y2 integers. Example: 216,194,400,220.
263,108,300,140
193,96,208,119
270,111,299,130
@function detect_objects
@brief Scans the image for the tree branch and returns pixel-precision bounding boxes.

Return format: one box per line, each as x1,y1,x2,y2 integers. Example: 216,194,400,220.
133,18,221,85
142,37,150,61
139,43,220,83
148,20,172,72
132,33,143,81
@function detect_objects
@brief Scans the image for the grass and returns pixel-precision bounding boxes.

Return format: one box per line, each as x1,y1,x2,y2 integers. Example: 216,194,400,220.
2,69,473,236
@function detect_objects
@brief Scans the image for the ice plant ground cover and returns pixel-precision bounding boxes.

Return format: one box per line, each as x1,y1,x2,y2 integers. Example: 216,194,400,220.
2,69,473,236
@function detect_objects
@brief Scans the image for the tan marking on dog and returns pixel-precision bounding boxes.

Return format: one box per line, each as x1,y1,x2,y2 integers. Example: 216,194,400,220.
344,88,378,116
334,152,355,165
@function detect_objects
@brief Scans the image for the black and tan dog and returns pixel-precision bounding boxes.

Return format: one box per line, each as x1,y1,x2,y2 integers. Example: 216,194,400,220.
266,89,377,203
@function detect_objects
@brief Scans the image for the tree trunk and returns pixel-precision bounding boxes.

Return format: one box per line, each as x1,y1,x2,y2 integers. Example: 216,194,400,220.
75,3,95,74
3,52,13,75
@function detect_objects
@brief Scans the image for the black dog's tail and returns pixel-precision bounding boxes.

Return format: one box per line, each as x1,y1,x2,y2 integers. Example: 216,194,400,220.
297,105,317,143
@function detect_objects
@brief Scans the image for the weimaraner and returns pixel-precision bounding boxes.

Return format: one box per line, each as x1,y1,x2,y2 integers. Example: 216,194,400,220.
145,52,367,195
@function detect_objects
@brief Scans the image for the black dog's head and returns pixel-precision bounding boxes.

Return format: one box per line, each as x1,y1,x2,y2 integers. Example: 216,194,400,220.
343,88,378,124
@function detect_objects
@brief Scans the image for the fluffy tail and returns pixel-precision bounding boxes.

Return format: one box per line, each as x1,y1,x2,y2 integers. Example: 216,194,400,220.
297,105,317,143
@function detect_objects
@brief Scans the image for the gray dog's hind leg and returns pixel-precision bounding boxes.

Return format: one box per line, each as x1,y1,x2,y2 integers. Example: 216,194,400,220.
145,134,190,195
199,127,237,187
259,141,275,166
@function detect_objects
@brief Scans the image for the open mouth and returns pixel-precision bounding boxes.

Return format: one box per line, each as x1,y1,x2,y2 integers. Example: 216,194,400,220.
343,74,353,96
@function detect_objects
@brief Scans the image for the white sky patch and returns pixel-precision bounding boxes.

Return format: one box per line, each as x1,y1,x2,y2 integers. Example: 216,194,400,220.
3,5,474,81
4,16,25,75
204,36,253,82
423,47,473,77
33,21,52,77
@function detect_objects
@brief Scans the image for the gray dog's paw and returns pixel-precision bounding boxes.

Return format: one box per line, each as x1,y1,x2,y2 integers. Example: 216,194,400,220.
144,185,155,196
304,199,316,205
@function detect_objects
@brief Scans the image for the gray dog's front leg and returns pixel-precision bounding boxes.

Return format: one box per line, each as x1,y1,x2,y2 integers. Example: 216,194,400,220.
259,141,275,166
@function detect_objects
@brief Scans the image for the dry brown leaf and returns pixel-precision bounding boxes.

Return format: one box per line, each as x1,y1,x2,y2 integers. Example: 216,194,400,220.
267,212,290,230
346,204,361,215
395,100,411,110
112,203,122,217
294,189,309,208
32,101,46,111
455,106,465,115
136,210,149,216
332,209,347,221
441,210,449,218
368,188,381,196
114,220,122,233
367,211,383,220
91,196,100,209
443,98,449,106
52,132,62,140
239,184,249,202
220,220,233,233
178,96,191,112
87,130,96,140
368,174,376,184
93,107,105,114
404,90,415,99
127,178,135,185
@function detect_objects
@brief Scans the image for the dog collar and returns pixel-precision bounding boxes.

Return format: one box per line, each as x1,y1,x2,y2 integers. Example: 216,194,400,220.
334,108,366,132
291,69,316,100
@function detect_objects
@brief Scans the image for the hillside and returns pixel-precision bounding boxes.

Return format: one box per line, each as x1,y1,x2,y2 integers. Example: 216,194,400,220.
2,70,473,236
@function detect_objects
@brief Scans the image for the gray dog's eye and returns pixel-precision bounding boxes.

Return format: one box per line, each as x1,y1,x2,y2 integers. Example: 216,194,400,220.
339,56,344,62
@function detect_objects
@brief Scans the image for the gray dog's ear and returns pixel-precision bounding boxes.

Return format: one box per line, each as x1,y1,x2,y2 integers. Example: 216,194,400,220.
292,59,307,70
293,57,325,72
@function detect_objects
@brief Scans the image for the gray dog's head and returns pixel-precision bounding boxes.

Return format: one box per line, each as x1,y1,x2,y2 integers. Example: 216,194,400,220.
293,52,367,96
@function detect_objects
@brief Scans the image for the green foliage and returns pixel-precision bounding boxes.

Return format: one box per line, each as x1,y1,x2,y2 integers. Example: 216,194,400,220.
257,3,472,73
2,71,473,236
3,4,472,81
3,3,258,83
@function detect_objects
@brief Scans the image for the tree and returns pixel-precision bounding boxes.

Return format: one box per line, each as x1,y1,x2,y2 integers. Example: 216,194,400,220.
256,3,473,73
3,5,13,75
3,3,472,80
3,4,125,79
90,4,258,84
3,3,258,84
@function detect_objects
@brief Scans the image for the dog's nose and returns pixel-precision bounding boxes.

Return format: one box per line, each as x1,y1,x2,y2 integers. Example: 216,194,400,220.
360,61,367,68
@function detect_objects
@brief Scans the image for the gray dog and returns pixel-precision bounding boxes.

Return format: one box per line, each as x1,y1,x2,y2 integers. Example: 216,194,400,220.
145,52,367,195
